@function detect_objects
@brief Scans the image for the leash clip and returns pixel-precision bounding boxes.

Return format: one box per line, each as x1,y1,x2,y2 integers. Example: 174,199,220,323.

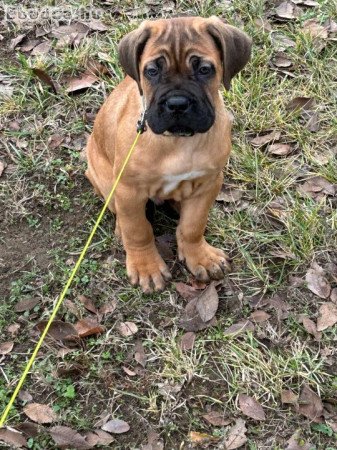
137,96,147,134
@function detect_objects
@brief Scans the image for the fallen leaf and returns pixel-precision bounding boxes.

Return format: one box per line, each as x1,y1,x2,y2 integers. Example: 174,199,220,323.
85,58,111,77
84,429,115,446
249,310,271,323
196,283,219,322
74,318,105,337
49,426,91,449
223,320,254,336
31,41,51,56
14,298,39,312
298,176,336,201
238,394,266,421
202,411,231,427
122,366,137,377
7,323,21,336
189,431,219,444
306,263,331,299
10,34,26,50
298,384,324,422
267,143,292,156
0,341,14,355
20,39,40,52
281,389,299,404
216,187,243,202
330,287,337,304
18,391,33,402
180,332,196,351
306,111,320,132
223,418,247,450
286,431,314,450
118,321,138,337
302,316,322,340
16,422,42,438
78,295,97,314
271,33,296,49
134,340,147,367
102,419,130,434
140,430,164,450
66,73,98,93
36,320,78,341
275,1,302,19
179,296,217,332
317,302,337,331
98,299,117,315
286,97,315,112
0,428,27,448
23,403,57,424
85,19,108,32
254,18,273,32
303,19,328,39
175,282,198,300
50,22,89,40
250,131,281,147
36,25,52,37
273,51,292,67
0,161,5,177
32,68,57,93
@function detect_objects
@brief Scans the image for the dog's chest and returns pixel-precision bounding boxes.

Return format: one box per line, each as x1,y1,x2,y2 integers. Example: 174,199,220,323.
161,170,206,195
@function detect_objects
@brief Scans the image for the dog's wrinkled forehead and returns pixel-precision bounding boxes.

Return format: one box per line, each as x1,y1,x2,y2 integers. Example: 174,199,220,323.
143,18,217,67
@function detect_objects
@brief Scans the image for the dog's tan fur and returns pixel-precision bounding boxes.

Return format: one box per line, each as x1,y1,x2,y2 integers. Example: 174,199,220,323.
85,16,251,292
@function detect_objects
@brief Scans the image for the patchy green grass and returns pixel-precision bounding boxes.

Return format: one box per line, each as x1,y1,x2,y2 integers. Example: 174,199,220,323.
1,0,337,449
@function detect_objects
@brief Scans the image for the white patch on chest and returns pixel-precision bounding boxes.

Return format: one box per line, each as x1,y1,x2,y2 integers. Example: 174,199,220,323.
162,170,206,194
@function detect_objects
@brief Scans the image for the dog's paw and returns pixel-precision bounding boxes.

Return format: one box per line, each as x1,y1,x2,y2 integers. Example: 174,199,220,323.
126,247,172,293
178,239,231,282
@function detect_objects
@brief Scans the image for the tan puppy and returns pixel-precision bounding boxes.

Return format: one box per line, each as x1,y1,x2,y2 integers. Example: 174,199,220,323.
85,16,251,293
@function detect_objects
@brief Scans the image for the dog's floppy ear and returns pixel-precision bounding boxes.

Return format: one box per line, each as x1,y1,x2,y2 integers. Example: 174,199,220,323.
207,17,252,90
118,24,151,93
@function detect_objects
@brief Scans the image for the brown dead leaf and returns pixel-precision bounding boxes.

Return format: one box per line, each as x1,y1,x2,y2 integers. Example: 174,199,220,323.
134,340,147,367
317,302,337,331
51,22,89,40
273,51,292,67
0,161,5,177
122,366,137,377
202,411,231,427
78,295,97,314
330,287,337,304
254,18,273,32
36,320,78,341
275,1,302,19
306,263,331,299
281,389,299,404
223,418,247,450
98,299,117,315
271,33,296,49
16,421,43,438
84,429,115,446
85,19,108,32
303,19,328,39
0,341,14,355
102,419,130,434
31,41,51,56
180,332,196,351
286,97,315,112
286,431,314,450
267,143,292,156
179,295,217,332
48,134,65,149
20,39,40,52
18,391,33,403
0,428,27,448
32,68,57,93
250,130,281,147
189,431,219,444
140,430,164,450
196,283,219,322
7,323,21,336
306,111,320,132
298,176,336,201
14,298,39,312
49,426,91,449
175,282,198,300
238,394,266,420
302,316,322,340
85,58,111,77
216,186,243,202
24,403,57,424
249,310,271,323
118,321,138,337
10,34,26,50
74,318,105,337
223,320,254,336
66,73,98,93
298,384,324,422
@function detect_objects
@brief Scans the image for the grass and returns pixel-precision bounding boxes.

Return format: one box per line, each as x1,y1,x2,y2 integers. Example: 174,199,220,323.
1,0,337,448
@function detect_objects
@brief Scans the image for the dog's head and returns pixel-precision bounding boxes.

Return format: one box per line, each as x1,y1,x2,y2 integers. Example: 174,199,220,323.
118,17,252,136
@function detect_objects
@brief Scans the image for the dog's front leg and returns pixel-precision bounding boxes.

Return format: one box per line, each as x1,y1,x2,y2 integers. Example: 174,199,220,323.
177,174,231,282
115,185,171,293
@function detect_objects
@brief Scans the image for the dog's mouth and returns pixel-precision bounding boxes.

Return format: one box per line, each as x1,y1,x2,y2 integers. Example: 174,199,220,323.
162,125,195,137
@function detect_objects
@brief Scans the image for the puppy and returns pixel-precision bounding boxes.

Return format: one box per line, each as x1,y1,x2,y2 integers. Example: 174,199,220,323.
85,16,251,293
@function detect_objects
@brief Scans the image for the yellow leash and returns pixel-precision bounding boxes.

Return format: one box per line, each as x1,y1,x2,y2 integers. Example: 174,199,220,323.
0,131,141,427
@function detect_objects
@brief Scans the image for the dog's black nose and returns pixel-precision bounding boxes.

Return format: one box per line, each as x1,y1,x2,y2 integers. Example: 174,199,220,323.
165,95,190,113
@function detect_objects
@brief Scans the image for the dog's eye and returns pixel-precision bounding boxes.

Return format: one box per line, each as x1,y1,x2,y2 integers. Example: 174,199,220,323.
145,67,159,77
198,65,212,76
